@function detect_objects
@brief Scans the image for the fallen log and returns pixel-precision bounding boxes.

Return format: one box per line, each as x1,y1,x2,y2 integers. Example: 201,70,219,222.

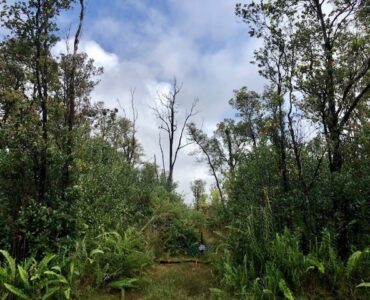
159,259,211,265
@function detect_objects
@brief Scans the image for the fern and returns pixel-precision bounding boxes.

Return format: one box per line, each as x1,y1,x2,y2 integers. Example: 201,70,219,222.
0,250,16,281
347,250,362,275
278,279,294,300
38,254,56,271
356,282,370,288
17,265,30,289
41,287,60,300
305,255,325,274
3,283,29,300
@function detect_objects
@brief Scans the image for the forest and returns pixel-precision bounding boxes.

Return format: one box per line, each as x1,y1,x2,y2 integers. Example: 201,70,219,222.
0,0,369,299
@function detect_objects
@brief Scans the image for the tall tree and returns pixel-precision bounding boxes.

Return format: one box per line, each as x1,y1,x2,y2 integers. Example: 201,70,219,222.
191,179,206,211
61,0,85,199
188,120,246,209
0,0,99,258
236,0,370,258
187,123,225,208
1,0,76,203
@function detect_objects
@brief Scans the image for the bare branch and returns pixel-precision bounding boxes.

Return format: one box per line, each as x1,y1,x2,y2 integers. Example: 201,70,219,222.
340,81,370,130
339,55,370,116
173,99,198,167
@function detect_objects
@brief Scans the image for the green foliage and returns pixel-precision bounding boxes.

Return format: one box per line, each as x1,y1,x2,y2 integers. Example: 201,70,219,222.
126,263,214,300
108,277,138,290
0,0,369,299
214,217,369,299
146,186,204,256
0,250,71,299
0,228,153,298
69,228,153,288
347,248,370,286
278,279,294,300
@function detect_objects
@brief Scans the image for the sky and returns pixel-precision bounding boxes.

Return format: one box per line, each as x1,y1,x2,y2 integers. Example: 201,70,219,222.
54,0,265,203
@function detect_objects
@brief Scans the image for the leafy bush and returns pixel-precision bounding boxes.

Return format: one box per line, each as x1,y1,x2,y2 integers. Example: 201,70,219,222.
145,186,204,256
0,250,72,300
0,227,154,299
213,208,369,299
69,228,153,288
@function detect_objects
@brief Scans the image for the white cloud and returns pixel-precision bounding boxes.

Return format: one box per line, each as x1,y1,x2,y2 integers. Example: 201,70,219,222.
53,39,119,71
80,40,119,70
78,0,264,203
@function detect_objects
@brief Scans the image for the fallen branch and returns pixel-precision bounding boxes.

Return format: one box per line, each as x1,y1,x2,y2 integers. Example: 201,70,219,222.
159,259,211,265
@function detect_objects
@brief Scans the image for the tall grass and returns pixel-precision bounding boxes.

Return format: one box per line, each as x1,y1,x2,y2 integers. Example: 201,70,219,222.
213,206,370,299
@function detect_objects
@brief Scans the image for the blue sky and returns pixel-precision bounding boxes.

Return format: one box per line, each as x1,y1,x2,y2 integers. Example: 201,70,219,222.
57,0,265,203
82,0,242,54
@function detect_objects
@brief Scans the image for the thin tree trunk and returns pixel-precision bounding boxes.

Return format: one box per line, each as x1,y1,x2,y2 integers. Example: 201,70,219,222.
62,0,84,199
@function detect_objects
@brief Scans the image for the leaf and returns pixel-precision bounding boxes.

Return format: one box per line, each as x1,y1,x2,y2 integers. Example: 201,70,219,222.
0,267,8,279
263,289,273,295
68,262,76,283
356,282,370,288
44,271,68,284
18,265,30,288
30,274,40,281
89,249,104,256
279,279,294,300
51,266,62,273
38,254,56,270
305,258,325,274
0,250,16,280
64,288,71,299
347,250,362,274
87,257,95,264
44,270,58,276
41,287,60,300
4,283,30,300
109,278,138,289
1,293,9,300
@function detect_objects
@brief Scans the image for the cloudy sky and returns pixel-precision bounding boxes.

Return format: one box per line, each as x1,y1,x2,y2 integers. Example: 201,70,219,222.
56,0,265,203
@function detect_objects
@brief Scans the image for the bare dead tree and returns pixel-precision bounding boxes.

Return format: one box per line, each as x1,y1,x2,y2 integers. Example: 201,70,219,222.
158,133,166,174
153,155,159,180
116,88,141,166
152,78,197,187
127,88,139,165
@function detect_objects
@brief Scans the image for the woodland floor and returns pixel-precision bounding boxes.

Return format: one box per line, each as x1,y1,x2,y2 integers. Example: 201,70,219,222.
83,258,215,300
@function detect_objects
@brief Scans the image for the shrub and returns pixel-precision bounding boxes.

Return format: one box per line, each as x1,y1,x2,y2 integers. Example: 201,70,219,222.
69,228,153,288
0,250,72,299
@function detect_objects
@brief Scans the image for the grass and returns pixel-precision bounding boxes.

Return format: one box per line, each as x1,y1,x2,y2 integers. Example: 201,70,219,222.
126,260,215,300
79,259,215,300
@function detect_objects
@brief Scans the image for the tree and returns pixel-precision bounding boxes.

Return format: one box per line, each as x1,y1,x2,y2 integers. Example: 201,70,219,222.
236,0,370,258
87,101,142,165
229,87,264,148
0,0,99,258
152,78,197,187
188,119,247,209
1,0,77,203
191,179,206,211
187,123,225,208
61,0,85,199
